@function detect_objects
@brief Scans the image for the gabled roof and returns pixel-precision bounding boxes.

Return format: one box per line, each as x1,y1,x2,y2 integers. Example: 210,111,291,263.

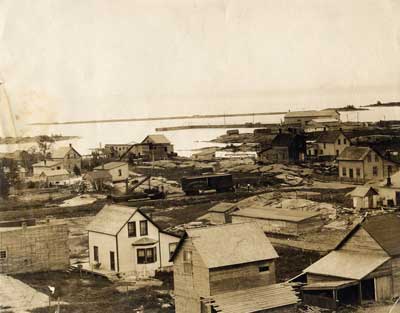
231,207,320,222
51,146,81,159
347,186,379,198
171,223,278,268
87,204,180,237
362,214,400,256
203,283,299,313
337,146,371,161
285,109,339,119
33,160,63,167
87,204,137,235
142,134,171,144
335,213,400,256
304,250,390,280
94,161,127,170
40,169,69,177
316,131,347,144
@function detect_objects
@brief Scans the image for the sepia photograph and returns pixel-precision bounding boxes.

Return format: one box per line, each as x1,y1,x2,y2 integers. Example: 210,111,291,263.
1,1,400,312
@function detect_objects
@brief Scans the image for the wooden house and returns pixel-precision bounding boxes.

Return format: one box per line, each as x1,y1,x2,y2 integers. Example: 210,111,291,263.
374,171,400,207
307,130,350,159
93,161,129,182
171,223,299,313
337,146,400,183
258,132,306,164
304,118,341,133
32,160,63,176
83,171,112,191
104,144,133,158
39,169,70,186
50,144,82,173
302,213,400,309
231,207,322,236
123,134,174,161
87,204,180,278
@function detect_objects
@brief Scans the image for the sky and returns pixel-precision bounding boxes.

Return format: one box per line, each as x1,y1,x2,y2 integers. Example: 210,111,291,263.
1,0,400,136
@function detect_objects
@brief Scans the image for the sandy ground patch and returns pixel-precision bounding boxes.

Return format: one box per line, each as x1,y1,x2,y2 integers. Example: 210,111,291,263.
0,275,50,313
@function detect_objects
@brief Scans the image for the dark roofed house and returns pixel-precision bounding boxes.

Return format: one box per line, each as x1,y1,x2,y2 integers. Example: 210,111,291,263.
337,146,400,183
258,132,306,164
122,134,175,161
302,213,400,309
172,223,299,313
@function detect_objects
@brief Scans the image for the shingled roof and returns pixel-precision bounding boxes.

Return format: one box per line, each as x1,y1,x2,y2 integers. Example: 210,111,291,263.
337,146,371,161
362,214,400,256
171,223,278,268
142,134,171,144
316,131,346,144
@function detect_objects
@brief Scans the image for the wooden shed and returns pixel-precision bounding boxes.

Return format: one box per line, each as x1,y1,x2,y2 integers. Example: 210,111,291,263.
231,207,322,236
347,186,378,210
207,202,238,224
302,213,400,308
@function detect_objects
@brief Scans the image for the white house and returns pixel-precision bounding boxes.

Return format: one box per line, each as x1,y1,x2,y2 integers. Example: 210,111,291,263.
32,160,64,176
93,162,129,182
87,204,180,278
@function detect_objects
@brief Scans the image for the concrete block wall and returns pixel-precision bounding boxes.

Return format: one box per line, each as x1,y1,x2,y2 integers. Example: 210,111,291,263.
0,224,69,274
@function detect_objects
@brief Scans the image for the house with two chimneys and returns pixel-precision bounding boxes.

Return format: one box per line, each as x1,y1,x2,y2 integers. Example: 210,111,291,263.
171,223,299,313
337,146,400,183
301,213,400,309
87,204,180,278
122,134,175,161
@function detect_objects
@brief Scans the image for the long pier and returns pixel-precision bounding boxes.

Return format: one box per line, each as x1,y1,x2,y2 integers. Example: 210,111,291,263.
29,111,286,126
155,123,278,132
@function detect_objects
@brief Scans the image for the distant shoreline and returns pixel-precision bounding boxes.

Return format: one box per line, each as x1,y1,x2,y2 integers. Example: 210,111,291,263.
29,111,287,126
364,102,400,108
0,135,80,145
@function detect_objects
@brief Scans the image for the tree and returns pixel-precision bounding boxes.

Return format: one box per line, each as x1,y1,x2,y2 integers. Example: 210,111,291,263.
0,168,10,199
73,165,81,176
37,135,55,160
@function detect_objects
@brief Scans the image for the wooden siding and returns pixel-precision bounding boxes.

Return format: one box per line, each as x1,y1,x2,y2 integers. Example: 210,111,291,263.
174,238,210,313
392,257,400,297
209,260,276,295
375,276,393,301
341,228,388,256
307,273,345,284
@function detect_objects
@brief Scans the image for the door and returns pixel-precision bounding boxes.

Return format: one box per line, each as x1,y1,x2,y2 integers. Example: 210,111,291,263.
396,192,400,206
349,168,354,179
375,276,392,301
110,251,116,271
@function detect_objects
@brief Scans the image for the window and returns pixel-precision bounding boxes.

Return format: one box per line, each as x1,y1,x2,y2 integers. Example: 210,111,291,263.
388,165,393,176
375,154,379,162
259,266,270,272
137,247,157,264
323,143,326,149
183,250,193,274
337,139,341,145
367,154,372,162
169,243,178,259
128,222,136,237
320,150,323,155
356,168,361,177
373,166,378,177
0,250,7,260
140,220,148,236
336,150,339,156
344,138,347,145
93,246,99,262
118,169,122,176
342,167,347,176
164,147,168,152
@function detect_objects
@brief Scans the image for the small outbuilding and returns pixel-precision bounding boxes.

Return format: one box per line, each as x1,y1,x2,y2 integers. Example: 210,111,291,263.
231,207,322,236
207,202,238,224
83,171,112,191
93,162,129,182
347,186,379,210
39,169,70,186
